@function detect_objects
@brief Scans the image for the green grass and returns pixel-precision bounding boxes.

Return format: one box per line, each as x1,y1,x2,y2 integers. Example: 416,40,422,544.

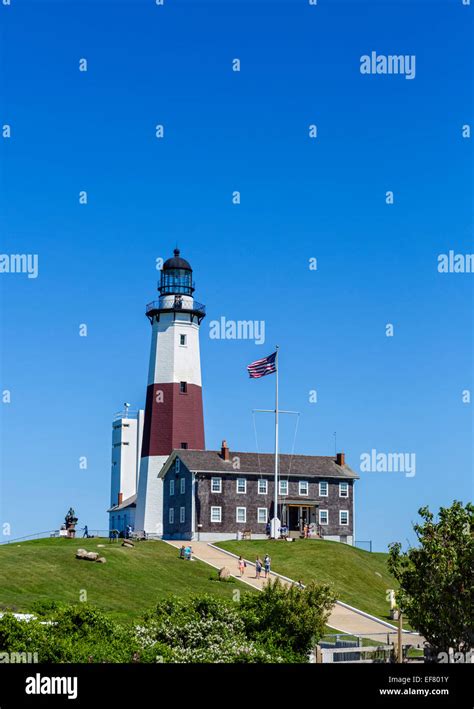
216,539,399,624
0,538,253,623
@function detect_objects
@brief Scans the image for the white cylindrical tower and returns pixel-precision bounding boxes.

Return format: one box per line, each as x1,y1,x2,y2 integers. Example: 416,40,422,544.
134,249,206,536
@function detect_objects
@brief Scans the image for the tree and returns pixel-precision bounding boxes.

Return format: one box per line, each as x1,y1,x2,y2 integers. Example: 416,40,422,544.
388,501,474,660
239,578,336,658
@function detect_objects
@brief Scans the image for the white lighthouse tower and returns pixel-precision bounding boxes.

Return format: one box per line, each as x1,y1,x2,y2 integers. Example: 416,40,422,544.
134,249,206,536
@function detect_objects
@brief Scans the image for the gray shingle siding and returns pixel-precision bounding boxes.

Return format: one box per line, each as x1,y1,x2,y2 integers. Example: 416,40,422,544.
163,458,193,540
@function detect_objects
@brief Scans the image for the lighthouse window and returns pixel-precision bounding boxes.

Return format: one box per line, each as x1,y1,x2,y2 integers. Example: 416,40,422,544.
179,334,187,346
180,381,187,394
180,442,188,449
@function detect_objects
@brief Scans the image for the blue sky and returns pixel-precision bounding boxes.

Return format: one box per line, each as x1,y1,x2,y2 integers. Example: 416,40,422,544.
0,0,472,551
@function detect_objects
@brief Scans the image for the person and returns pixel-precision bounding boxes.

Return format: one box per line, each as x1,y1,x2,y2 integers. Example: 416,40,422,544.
238,556,245,577
82,525,88,538
185,545,192,560
264,554,271,578
179,545,185,559
255,557,262,580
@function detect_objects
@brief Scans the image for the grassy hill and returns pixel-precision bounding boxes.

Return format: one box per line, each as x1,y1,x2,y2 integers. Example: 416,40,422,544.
217,539,397,624
0,538,253,623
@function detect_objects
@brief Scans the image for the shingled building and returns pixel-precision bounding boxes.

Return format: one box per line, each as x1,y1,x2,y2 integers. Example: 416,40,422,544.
160,441,358,543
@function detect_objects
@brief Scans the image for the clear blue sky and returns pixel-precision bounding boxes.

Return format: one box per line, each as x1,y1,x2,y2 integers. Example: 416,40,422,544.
0,0,472,551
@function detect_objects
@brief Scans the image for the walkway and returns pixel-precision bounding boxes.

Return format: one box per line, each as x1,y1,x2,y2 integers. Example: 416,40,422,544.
165,540,423,646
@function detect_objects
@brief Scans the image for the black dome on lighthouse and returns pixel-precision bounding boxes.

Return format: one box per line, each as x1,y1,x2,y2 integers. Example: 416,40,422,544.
163,248,192,271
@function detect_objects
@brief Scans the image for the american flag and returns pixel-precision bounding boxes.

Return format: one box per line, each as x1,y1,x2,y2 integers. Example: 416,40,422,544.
247,351,277,379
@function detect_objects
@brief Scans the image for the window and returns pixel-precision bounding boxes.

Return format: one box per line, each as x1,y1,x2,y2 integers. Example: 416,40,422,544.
211,477,222,493
211,506,222,523
179,334,187,346
175,458,180,473
257,508,267,524
180,442,188,449
299,480,309,496
236,507,246,523
319,509,328,525
279,480,288,496
319,481,328,497
340,510,349,526
170,479,175,496
180,477,185,495
258,479,268,495
339,482,349,498
169,508,174,524
236,478,246,494
180,381,187,394
180,506,185,523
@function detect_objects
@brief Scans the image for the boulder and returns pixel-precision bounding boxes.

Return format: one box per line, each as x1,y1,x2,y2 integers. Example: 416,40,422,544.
85,551,99,561
75,549,88,559
96,557,107,564
122,540,134,548
218,567,231,581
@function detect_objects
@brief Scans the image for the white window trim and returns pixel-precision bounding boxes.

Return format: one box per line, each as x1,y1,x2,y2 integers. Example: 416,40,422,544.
170,479,175,496
180,478,185,494
339,482,349,498
299,480,309,496
211,506,222,523
175,458,180,473
319,481,328,497
236,478,247,494
211,477,222,493
236,507,247,523
257,508,268,524
279,480,288,496
340,510,349,526
180,506,185,523
319,509,328,525
258,479,268,495
169,508,174,524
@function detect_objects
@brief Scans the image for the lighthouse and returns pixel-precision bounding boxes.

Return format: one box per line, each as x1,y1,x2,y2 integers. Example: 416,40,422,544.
134,249,206,536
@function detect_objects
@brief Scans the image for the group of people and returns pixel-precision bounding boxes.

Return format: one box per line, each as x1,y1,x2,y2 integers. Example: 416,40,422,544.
179,544,193,560
238,553,271,580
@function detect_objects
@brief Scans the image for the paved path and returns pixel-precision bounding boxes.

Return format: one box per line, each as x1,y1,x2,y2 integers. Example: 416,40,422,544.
166,540,423,647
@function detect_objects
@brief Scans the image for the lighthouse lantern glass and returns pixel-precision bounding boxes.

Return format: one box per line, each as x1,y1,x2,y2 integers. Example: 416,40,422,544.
159,268,194,296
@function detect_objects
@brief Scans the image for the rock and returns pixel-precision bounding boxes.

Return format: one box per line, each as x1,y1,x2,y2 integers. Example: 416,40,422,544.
122,540,134,547
96,557,107,563
85,552,99,561
97,544,105,548
76,549,88,559
218,567,230,581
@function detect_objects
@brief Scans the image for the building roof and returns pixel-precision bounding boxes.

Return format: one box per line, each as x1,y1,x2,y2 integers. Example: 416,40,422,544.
163,248,192,271
107,494,137,513
160,450,359,479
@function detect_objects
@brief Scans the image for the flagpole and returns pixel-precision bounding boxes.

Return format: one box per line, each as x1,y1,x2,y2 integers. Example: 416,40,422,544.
273,346,279,539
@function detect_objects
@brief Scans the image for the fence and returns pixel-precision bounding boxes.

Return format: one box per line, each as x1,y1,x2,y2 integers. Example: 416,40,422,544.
0,529,111,545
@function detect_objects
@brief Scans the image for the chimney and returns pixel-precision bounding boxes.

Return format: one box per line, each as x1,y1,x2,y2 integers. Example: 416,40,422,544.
118,492,123,506
336,452,345,467
221,439,230,462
